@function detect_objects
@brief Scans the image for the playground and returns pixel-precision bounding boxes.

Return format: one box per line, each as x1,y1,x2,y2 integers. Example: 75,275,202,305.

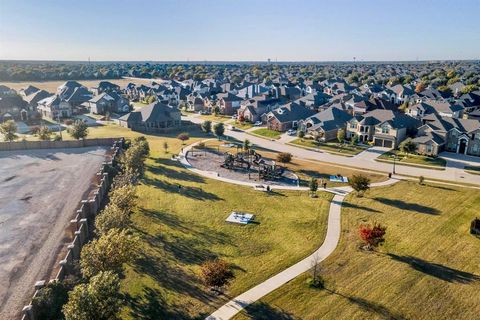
186,147,299,187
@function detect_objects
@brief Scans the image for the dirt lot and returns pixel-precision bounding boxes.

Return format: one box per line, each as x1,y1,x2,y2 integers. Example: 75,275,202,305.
0,147,107,319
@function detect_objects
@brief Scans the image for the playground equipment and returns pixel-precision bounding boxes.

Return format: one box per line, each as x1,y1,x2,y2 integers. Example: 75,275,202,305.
221,149,285,180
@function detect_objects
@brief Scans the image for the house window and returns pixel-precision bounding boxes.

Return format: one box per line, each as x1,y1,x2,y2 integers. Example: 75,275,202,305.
426,144,433,153
350,122,356,129
381,126,390,134
473,144,479,153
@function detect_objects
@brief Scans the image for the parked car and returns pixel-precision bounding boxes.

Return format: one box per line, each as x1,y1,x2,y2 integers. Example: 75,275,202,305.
228,125,236,131
254,121,262,126
287,129,296,136
231,115,237,120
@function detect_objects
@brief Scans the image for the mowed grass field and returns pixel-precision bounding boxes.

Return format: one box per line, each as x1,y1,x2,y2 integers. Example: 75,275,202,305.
77,124,332,319
234,181,480,320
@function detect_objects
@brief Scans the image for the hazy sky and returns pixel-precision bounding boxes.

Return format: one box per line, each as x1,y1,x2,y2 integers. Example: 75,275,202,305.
1,0,479,61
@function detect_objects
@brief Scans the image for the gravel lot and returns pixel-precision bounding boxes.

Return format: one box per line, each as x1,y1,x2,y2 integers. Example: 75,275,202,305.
0,147,107,319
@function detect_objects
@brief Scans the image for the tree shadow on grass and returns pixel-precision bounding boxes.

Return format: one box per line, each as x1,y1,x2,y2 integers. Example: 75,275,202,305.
342,201,381,213
326,289,406,320
298,169,333,180
387,253,480,283
147,162,206,184
372,197,440,215
240,301,296,320
143,177,223,201
427,184,458,192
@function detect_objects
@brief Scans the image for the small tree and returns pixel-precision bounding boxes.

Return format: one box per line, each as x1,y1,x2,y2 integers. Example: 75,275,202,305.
201,120,212,134
38,126,51,141
307,254,324,288
200,259,234,292
108,185,138,214
32,280,72,320
419,175,425,185
337,128,345,144
213,122,225,139
276,152,292,165
0,120,18,141
243,139,251,151
358,222,387,250
415,82,426,93
95,205,131,235
297,130,305,140
63,271,122,320
399,138,417,157
350,134,358,146
349,174,370,197
163,141,169,154
69,120,88,140
238,113,245,123
213,106,220,116
80,228,139,278
177,132,190,145
309,177,318,197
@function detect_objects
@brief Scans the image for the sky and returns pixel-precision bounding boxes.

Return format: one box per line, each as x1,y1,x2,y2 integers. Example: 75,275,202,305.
0,0,479,62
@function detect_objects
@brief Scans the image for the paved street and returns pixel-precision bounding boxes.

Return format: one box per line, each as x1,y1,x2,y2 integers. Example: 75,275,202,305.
184,114,480,185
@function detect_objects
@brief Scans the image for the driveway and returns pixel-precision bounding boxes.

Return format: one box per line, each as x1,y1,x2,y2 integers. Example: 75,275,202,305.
353,146,390,161
440,151,480,168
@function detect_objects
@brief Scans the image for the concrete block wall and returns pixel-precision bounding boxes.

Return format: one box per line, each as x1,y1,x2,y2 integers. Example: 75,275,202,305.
21,138,123,320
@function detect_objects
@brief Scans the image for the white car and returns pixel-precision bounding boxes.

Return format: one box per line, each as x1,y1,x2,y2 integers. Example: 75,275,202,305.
254,121,262,126
228,125,236,131
231,115,238,120
287,129,296,136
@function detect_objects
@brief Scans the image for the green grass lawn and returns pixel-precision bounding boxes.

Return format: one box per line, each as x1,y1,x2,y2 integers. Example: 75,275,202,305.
378,150,446,168
464,165,480,175
227,120,254,130
249,128,282,139
114,133,333,319
290,138,368,156
234,181,480,320
198,114,232,123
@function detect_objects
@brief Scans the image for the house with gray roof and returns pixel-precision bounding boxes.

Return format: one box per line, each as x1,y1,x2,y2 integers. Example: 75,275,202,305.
299,106,353,141
346,109,420,148
413,113,480,156
118,102,181,133
266,102,315,132
407,99,463,119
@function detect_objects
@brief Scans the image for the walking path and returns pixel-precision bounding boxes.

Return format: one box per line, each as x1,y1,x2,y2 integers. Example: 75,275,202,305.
177,140,399,320
205,178,398,320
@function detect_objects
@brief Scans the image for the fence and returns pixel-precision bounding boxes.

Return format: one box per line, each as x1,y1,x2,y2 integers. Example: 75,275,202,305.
20,138,124,320
0,138,118,151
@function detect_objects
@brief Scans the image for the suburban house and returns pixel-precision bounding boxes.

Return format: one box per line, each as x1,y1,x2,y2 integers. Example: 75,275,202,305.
413,113,480,157
37,95,72,119
266,102,315,132
19,85,40,97
118,101,181,132
386,84,415,104
407,99,463,119
346,109,419,148
237,96,283,123
88,92,130,114
217,92,243,115
299,106,353,141
296,92,331,110
23,89,52,111
0,93,30,122
186,92,206,112
91,81,120,95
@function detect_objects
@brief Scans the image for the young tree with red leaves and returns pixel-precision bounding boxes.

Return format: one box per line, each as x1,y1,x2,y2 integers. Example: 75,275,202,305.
358,223,387,250
177,132,190,145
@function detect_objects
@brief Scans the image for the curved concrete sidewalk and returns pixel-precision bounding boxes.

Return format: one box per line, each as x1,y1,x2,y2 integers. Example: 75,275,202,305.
205,178,397,320
177,139,399,320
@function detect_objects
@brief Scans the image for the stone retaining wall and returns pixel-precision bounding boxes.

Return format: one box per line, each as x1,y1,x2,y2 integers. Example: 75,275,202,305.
20,138,124,320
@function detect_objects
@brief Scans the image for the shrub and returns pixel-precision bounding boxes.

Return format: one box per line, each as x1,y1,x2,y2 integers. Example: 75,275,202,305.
358,223,387,250
32,280,72,320
276,152,292,164
68,120,88,140
200,259,234,291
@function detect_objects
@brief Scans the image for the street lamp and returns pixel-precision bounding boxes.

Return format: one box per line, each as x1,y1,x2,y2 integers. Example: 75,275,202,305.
392,154,397,175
